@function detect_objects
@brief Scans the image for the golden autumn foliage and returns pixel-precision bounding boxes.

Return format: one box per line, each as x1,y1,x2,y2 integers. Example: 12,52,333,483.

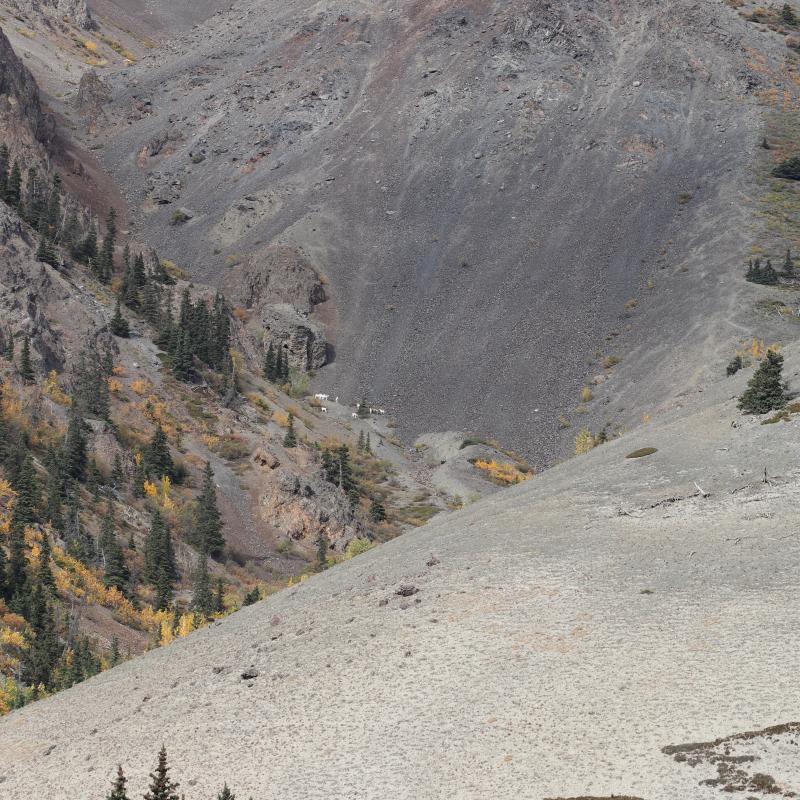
737,338,781,362
131,378,153,396
143,477,175,510
472,459,532,486
575,429,598,455
43,371,71,406
271,409,290,428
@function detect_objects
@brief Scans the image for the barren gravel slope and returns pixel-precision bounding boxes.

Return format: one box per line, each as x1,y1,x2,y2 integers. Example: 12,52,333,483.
87,0,779,465
2,347,799,799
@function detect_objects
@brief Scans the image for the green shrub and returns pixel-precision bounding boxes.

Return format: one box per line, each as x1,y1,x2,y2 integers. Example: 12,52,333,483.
772,156,800,180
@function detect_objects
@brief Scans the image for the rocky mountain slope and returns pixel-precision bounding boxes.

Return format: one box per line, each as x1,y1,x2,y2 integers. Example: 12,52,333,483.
0,16,524,715
2,345,800,798
1,0,800,797
34,0,785,465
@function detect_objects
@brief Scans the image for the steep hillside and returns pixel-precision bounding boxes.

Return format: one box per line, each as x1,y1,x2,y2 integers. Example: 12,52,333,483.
0,20,523,714
43,0,789,464
2,344,800,798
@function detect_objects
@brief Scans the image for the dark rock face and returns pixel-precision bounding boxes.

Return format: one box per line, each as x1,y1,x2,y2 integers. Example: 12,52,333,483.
0,28,54,146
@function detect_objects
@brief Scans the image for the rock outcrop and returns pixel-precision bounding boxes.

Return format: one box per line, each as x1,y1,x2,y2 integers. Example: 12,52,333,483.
259,468,365,553
72,70,111,132
225,245,328,372
0,28,54,148
0,205,102,374
226,245,327,312
9,0,95,30
261,302,327,371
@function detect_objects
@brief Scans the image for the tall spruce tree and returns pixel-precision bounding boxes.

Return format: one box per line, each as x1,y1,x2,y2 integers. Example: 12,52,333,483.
217,785,236,800
109,300,130,338
63,404,88,483
37,531,56,592
264,342,276,382
738,350,787,413
21,581,60,688
144,424,174,480
7,160,21,208
143,746,180,800
18,336,34,382
196,462,224,556
12,454,40,530
0,142,8,199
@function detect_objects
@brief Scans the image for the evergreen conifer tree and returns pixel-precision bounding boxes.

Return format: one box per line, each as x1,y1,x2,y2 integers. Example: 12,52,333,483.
738,350,787,413
19,336,34,382
144,424,174,480
217,785,236,800
21,581,60,688
37,531,56,591
369,497,387,523
264,342,276,382
63,405,88,483
7,525,28,599
242,586,260,606
172,328,193,380
106,765,129,800
110,300,130,338
111,452,124,488
7,160,21,208
104,534,129,595
283,413,297,448
196,462,224,556
143,746,180,800
109,636,121,667
365,432,371,454
12,454,39,530
357,397,369,418
3,328,13,361
0,142,8,199
36,234,58,267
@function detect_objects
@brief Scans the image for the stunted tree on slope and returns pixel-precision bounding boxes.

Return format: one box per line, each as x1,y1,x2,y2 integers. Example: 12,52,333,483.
738,350,787,414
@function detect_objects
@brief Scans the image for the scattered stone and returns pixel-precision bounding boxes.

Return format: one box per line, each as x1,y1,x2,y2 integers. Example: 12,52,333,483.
396,585,418,597
240,668,259,680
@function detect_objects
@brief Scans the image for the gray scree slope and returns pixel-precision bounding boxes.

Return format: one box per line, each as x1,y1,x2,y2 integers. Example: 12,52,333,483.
2,349,799,799
92,0,770,463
